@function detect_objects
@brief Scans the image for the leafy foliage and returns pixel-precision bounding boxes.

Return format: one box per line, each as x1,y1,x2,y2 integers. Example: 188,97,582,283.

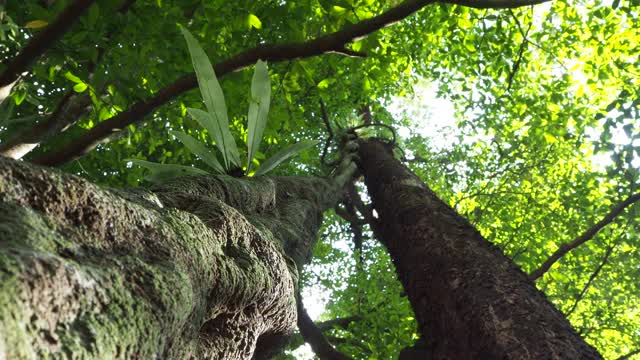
1,0,639,358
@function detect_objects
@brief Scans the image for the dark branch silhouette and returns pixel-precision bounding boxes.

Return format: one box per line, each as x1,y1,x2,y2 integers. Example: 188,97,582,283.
530,193,640,280
297,296,352,360
565,243,615,317
31,0,549,166
0,0,96,103
445,0,550,8
616,349,640,360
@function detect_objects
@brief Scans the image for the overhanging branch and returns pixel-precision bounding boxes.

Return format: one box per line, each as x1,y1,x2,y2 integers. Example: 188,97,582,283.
32,0,440,166
444,0,550,8
30,0,551,166
530,192,640,280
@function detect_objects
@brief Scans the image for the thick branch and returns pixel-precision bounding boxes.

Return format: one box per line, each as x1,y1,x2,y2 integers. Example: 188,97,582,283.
297,297,352,360
0,0,96,103
32,0,438,166
529,193,640,280
0,91,90,159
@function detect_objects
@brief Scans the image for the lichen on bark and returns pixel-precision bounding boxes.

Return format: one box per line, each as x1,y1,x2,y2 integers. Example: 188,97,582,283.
0,156,338,358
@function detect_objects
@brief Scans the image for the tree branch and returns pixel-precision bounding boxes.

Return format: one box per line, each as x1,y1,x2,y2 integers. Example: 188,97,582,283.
0,90,91,158
442,0,550,8
616,349,640,360
0,0,96,103
0,0,136,159
297,297,352,360
32,0,440,166
320,99,336,167
529,193,640,280
316,316,361,331
564,243,615,317
30,0,550,166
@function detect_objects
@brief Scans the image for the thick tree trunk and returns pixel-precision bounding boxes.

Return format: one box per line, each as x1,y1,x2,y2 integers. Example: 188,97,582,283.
0,157,339,358
357,139,602,359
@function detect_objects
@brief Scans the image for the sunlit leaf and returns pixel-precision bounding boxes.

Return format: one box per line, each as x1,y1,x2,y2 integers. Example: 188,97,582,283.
73,83,88,93
247,14,262,29
246,60,271,174
127,159,209,183
181,28,240,168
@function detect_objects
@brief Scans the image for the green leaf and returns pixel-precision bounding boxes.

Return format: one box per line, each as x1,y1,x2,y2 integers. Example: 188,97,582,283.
247,14,262,29
73,83,88,93
246,60,271,174
170,130,225,174
180,28,240,168
127,159,209,183
186,108,234,168
64,71,83,83
13,89,26,106
254,140,318,176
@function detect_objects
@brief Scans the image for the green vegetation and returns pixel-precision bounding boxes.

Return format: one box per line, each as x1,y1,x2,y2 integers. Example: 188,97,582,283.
1,0,638,358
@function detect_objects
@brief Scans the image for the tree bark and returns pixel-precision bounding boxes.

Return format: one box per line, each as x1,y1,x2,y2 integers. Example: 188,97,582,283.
356,138,602,359
0,157,340,358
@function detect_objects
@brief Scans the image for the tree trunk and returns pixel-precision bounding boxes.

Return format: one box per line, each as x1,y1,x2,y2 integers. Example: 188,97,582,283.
356,139,602,359
0,157,339,358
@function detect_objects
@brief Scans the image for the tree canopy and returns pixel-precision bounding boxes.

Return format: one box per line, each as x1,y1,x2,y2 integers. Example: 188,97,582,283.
1,0,639,358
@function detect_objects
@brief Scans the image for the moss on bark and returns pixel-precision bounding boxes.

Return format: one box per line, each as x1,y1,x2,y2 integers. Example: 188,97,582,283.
0,156,337,358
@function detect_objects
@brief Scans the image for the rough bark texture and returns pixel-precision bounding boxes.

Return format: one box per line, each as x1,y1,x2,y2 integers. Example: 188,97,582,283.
0,156,337,358
357,139,602,360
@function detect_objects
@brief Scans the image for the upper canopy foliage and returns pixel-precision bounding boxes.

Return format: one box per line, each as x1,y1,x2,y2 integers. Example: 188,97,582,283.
1,0,638,358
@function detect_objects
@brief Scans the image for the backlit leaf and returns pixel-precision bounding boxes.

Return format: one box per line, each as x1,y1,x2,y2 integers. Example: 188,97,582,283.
246,60,271,174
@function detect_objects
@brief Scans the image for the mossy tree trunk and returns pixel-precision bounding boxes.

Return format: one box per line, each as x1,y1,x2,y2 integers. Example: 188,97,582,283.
357,139,603,359
0,157,340,359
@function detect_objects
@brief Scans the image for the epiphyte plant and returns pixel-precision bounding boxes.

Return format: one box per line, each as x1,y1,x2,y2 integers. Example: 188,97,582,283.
129,28,316,182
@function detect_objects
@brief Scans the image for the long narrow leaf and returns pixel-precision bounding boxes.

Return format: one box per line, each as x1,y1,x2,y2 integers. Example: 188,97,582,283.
180,28,240,168
169,130,224,174
186,108,226,162
254,140,318,176
128,159,209,183
246,60,271,174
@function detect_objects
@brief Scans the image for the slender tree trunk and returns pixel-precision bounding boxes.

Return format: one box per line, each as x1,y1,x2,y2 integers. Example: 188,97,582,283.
357,139,602,359
0,157,343,358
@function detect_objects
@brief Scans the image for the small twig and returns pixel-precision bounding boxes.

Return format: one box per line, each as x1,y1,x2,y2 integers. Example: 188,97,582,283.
316,316,361,331
530,192,640,280
564,242,615,317
351,123,397,145
505,9,532,92
320,99,336,166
